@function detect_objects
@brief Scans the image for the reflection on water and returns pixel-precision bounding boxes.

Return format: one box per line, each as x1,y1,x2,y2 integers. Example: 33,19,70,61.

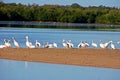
0,59,120,80
0,21,120,31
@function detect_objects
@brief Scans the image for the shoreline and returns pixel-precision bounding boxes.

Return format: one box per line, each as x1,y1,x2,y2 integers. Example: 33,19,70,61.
0,48,120,69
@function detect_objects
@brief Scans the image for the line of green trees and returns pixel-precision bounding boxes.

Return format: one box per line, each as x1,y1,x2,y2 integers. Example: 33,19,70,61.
0,2,120,24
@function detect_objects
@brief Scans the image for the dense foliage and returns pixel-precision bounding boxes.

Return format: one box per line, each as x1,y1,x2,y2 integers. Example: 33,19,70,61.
0,2,120,24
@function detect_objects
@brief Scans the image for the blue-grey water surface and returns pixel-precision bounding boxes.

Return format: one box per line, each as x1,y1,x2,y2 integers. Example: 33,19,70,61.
0,28,120,80
0,59,120,80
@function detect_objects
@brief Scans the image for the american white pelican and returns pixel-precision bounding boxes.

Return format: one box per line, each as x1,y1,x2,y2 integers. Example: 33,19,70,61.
104,41,112,48
12,37,20,48
0,45,6,48
29,42,35,48
78,41,85,48
99,40,105,48
35,40,41,48
44,42,49,48
43,42,53,48
53,42,57,48
62,40,68,48
117,41,120,45
99,40,111,49
84,41,89,48
26,36,30,48
91,40,97,48
4,39,11,48
25,36,35,48
110,41,116,49
66,40,74,48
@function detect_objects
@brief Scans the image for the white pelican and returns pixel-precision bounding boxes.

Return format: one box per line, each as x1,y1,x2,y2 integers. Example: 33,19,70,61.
12,37,20,48
4,39,11,48
99,40,105,48
104,41,112,48
117,41,120,45
35,40,41,48
99,40,112,49
29,42,35,48
53,42,57,48
110,41,116,49
44,42,49,48
91,40,97,48
0,45,6,48
66,40,74,48
26,36,30,48
84,41,89,48
62,40,68,48
43,42,53,48
25,36,35,48
78,41,85,48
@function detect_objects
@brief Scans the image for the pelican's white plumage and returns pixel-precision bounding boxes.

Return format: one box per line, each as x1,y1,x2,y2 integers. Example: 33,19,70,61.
99,40,105,48
25,36,35,48
67,40,74,48
26,36,30,48
62,40,68,48
84,41,89,48
4,39,11,48
12,37,20,48
0,45,6,48
78,41,85,48
91,40,97,48
110,41,116,49
53,42,57,48
35,40,41,48
117,41,120,45
99,40,112,49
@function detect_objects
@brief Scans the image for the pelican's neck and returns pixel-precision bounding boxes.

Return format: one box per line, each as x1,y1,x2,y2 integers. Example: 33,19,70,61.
26,36,29,42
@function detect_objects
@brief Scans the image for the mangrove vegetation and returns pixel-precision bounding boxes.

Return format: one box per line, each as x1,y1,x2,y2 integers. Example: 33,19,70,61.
0,2,120,25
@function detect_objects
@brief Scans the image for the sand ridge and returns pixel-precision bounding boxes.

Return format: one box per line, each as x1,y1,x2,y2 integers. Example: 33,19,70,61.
0,48,120,69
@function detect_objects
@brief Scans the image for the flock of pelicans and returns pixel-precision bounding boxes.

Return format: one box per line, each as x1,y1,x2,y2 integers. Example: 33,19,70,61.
0,36,120,49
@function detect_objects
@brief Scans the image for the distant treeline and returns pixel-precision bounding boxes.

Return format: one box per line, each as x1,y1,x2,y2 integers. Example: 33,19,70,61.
0,2,120,24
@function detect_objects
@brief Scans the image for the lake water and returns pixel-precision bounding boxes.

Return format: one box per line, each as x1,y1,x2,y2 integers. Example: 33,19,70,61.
0,59,120,80
0,25,120,80
0,27,120,49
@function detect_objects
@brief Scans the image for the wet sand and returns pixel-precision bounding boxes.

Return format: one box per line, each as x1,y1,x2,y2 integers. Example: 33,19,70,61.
0,48,120,69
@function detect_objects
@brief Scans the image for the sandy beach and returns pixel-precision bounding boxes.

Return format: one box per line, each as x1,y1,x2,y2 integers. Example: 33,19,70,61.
0,48,120,69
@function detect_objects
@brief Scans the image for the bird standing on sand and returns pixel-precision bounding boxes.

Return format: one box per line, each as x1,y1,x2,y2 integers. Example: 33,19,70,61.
99,40,112,49
62,39,68,48
53,42,57,48
78,41,85,48
117,41,120,45
35,40,41,48
4,39,11,48
12,37,20,48
0,44,6,48
110,41,116,49
91,40,97,48
26,36,30,48
84,41,89,48
25,36,35,48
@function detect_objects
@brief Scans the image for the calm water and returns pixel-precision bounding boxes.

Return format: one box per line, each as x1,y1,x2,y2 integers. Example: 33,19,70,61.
0,27,120,80
0,59,120,80
0,27,120,49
